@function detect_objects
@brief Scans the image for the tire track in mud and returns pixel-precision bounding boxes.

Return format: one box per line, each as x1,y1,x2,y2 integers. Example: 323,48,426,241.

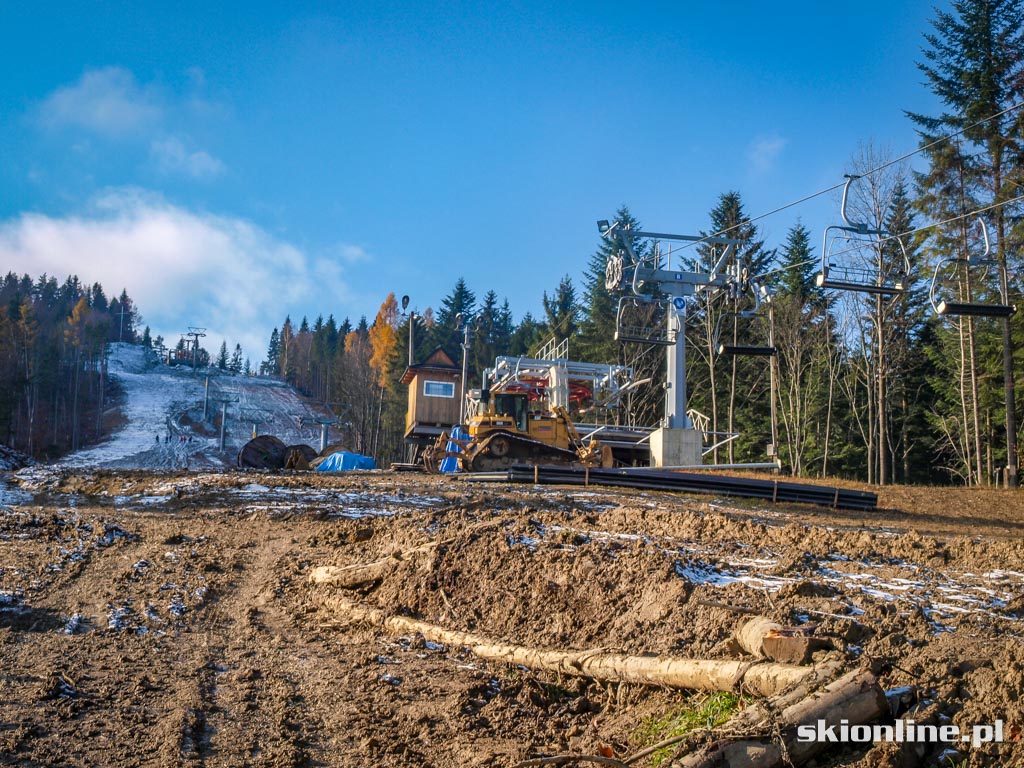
183,529,334,767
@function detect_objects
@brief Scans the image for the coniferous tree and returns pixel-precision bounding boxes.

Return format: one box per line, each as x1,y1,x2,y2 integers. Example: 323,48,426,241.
578,205,647,364
216,341,229,371
229,343,243,374
687,191,773,462
430,278,476,360
541,275,579,343
911,0,1024,484
264,328,281,375
508,312,545,356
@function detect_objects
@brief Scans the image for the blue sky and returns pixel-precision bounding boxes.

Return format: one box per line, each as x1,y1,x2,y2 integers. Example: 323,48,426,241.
0,1,944,361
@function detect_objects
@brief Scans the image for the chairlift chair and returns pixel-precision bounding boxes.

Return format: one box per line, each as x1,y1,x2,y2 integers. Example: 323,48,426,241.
929,217,1016,319
815,175,911,295
614,296,677,345
713,312,777,357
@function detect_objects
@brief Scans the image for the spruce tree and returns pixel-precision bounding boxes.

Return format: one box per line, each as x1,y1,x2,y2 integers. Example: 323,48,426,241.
578,205,647,363
430,278,476,359
265,328,281,375
911,0,1024,484
541,275,579,343
230,343,243,374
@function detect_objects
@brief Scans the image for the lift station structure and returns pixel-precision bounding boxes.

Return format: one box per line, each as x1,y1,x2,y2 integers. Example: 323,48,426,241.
599,218,771,468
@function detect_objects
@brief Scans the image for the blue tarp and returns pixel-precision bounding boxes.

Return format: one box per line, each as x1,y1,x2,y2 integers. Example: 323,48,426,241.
316,451,377,472
439,426,468,473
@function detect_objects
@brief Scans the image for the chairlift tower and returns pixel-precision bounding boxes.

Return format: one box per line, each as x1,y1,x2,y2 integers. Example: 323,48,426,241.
215,396,239,452
303,402,350,452
186,327,207,371
240,408,272,439
314,418,340,453
599,219,747,467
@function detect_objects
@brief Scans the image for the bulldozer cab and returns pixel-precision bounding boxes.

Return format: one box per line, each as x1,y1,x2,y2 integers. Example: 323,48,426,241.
492,392,529,432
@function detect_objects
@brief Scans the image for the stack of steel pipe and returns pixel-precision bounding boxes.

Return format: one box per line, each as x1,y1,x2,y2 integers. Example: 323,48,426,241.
490,464,877,511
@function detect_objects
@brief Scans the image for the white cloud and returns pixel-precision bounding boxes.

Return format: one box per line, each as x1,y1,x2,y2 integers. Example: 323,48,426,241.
38,67,225,181
0,190,349,365
39,67,163,137
747,135,787,174
151,137,225,180
336,244,372,264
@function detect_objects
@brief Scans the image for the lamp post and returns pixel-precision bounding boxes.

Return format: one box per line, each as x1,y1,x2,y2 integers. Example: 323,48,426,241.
456,312,475,425
401,295,418,367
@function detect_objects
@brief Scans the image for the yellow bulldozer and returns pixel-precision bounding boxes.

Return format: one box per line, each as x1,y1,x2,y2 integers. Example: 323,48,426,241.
423,389,612,473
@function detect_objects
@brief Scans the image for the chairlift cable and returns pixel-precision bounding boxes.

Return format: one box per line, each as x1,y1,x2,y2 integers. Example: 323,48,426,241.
670,99,1024,253
819,192,1024,266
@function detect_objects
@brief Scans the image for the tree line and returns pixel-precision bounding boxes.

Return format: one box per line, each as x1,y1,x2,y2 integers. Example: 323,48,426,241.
0,272,145,458
261,0,1024,485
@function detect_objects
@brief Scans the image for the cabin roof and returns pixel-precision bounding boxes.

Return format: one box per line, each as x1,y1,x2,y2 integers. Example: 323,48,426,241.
400,347,460,384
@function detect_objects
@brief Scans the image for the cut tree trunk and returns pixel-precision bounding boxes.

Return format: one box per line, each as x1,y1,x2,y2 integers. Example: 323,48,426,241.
671,667,886,767
318,596,816,697
733,617,831,665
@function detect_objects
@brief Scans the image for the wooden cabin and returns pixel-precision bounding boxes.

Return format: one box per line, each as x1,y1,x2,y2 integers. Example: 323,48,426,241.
400,348,462,447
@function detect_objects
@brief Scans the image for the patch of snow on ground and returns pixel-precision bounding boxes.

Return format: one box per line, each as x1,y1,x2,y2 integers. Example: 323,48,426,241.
55,343,336,470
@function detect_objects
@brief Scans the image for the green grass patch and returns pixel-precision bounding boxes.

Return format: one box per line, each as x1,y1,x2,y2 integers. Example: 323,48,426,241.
633,692,745,765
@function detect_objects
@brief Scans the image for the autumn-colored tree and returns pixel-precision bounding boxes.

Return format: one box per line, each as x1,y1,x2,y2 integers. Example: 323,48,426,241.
368,293,399,388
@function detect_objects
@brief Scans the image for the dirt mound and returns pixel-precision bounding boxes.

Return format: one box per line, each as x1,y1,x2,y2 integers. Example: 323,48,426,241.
1,470,1022,766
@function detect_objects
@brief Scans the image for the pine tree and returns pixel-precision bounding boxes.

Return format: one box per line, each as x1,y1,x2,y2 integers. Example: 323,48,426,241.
216,341,229,370
910,0,1024,484
471,290,501,376
541,275,579,343
430,278,476,359
265,328,280,375
229,343,243,374
494,299,514,357
774,222,816,304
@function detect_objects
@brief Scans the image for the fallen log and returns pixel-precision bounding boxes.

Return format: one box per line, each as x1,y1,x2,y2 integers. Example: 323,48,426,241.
670,667,886,767
319,596,818,697
308,560,399,588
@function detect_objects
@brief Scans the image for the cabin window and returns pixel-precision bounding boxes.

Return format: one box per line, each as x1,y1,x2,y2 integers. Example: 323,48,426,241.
423,380,455,398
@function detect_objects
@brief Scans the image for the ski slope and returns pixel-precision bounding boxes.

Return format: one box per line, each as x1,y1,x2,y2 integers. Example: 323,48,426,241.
58,343,330,470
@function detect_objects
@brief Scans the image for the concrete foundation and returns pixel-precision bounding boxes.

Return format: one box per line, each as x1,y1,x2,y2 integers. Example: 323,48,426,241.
649,427,702,468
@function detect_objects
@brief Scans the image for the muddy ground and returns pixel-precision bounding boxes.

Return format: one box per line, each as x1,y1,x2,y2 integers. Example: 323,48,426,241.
1,468,1022,767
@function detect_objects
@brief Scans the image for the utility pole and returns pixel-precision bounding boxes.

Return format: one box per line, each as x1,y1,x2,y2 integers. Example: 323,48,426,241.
998,259,1018,487
202,375,210,421
766,293,779,469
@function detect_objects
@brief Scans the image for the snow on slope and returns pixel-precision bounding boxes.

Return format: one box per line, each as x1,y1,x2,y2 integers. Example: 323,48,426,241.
58,343,330,470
